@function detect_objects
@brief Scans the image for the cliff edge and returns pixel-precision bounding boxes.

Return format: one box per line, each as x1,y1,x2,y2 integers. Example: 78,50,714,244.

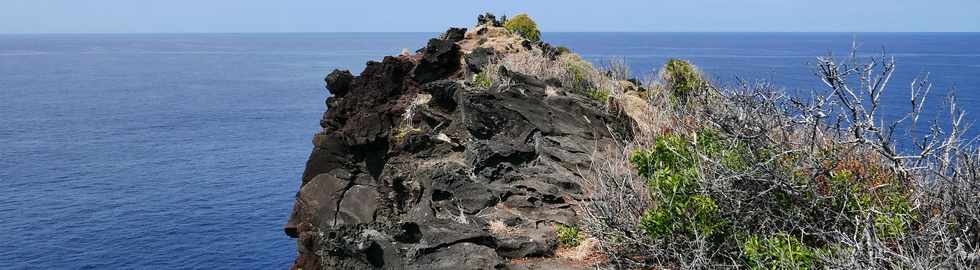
284,13,980,270
283,16,639,270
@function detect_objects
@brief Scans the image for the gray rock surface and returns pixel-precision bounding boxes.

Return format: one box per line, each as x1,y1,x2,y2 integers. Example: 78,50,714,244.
284,25,630,270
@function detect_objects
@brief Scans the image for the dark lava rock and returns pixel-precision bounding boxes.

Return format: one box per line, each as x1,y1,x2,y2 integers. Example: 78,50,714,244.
318,56,416,143
536,41,561,60
439,27,467,42
284,28,633,270
413,39,462,84
412,243,503,270
496,234,556,259
428,162,497,213
465,47,497,73
421,80,461,111
415,219,495,251
325,69,354,97
477,12,503,27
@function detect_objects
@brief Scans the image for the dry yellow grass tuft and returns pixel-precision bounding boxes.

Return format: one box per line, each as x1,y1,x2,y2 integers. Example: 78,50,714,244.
487,220,516,236
458,24,528,54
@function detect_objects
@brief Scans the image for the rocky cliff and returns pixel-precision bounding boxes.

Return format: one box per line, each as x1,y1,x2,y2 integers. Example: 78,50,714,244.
283,19,638,270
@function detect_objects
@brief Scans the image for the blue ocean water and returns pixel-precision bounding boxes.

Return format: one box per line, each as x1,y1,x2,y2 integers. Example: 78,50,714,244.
1,32,977,269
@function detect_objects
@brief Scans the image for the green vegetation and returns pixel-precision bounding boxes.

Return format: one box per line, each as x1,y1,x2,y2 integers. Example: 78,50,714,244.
555,224,582,247
479,46,622,105
473,71,492,88
826,166,913,240
562,54,592,89
632,132,726,238
577,47,977,269
587,88,610,103
504,14,541,42
624,124,917,268
391,126,421,144
556,46,571,55
696,129,750,172
661,59,707,101
558,54,620,104
742,233,820,269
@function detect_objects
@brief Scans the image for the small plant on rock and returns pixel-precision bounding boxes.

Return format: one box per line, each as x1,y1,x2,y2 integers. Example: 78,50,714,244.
587,88,610,103
473,71,492,88
556,224,582,247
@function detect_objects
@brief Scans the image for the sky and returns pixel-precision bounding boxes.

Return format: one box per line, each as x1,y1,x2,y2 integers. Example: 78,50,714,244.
3,0,979,33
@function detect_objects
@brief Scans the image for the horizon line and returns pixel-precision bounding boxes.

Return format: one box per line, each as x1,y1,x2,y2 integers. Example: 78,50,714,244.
2,31,979,35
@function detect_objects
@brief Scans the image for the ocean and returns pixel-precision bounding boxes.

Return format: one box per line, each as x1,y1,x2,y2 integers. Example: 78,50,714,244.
1,32,977,269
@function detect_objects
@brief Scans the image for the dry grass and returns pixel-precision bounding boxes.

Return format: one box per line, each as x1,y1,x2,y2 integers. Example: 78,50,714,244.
458,25,527,54
555,237,604,262
391,93,431,144
488,220,516,236
479,48,627,104
603,58,632,81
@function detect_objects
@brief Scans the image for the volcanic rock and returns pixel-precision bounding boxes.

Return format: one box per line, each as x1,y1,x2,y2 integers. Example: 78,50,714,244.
284,22,633,270
325,69,354,97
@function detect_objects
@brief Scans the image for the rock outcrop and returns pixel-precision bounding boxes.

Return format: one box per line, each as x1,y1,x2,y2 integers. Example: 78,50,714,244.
285,20,633,270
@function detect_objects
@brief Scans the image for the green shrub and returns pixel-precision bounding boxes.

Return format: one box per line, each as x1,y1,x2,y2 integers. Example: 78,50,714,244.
742,233,819,270
587,88,610,103
869,189,913,239
695,129,750,172
556,46,571,55
504,14,541,42
639,207,674,237
555,224,582,247
689,194,722,236
827,167,914,239
558,54,613,102
631,133,694,180
563,55,592,89
661,59,707,101
473,71,492,88
632,132,724,238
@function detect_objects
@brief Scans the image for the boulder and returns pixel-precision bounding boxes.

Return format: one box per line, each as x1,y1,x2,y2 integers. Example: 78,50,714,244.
439,27,467,42
465,47,497,73
325,69,354,97
413,39,462,84
421,80,461,111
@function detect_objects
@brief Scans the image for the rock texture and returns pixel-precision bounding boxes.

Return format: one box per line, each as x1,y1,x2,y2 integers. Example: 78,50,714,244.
285,22,632,270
